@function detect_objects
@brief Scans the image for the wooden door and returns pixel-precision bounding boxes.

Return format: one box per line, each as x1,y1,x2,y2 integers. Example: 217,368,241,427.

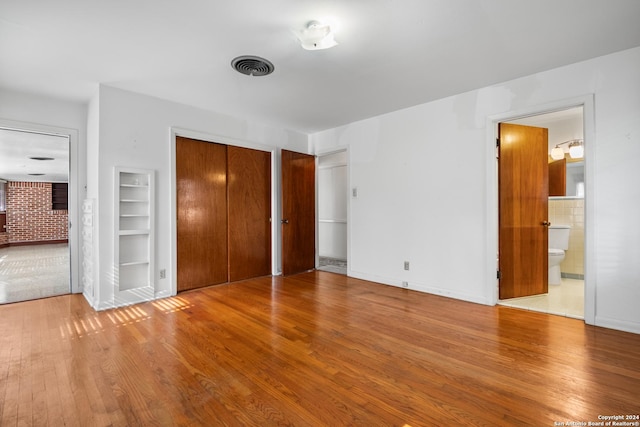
176,137,228,291
281,149,315,276
498,123,549,299
227,146,272,281
548,158,566,196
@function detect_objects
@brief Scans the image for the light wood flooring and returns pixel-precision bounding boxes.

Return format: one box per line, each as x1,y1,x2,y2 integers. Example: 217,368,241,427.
1,271,639,426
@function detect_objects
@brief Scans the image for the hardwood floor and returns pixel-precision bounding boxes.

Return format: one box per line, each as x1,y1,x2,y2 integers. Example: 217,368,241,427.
1,271,639,426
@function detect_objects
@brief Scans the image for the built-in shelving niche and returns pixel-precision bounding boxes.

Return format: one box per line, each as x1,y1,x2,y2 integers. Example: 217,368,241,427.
114,167,154,306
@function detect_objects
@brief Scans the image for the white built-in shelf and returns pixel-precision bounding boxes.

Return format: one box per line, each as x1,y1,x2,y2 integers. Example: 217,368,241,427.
115,167,155,303
119,229,150,236
120,260,150,267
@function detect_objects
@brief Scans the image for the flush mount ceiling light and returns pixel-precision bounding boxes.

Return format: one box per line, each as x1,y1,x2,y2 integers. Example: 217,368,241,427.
550,139,584,160
231,55,274,76
295,20,338,50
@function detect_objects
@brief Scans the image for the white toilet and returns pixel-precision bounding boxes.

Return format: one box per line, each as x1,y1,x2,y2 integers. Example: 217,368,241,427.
548,225,571,285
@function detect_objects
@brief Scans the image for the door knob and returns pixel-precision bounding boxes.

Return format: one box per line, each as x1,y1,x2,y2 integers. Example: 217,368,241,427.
541,221,551,227
281,219,289,224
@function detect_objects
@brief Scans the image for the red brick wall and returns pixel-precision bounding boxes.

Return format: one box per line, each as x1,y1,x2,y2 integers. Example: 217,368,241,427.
6,182,68,244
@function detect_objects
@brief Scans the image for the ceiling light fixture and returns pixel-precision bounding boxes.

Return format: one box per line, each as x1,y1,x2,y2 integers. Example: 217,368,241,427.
550,139,584,160
295,20,338,50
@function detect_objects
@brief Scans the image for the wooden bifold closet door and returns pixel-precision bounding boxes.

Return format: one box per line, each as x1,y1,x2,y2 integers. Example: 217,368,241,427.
227,145,271,282
176,137,271,292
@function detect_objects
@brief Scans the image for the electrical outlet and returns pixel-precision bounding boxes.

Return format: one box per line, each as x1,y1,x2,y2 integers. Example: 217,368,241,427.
404,261,410,271
160,269,166,279
402,281,409,288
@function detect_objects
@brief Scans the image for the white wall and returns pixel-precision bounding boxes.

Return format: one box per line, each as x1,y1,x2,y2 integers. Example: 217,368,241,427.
311,47,640,334
89,85,308,309
318,151,348,260
0,88,87,295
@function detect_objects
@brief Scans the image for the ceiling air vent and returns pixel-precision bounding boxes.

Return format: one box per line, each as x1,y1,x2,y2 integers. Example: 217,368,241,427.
231,55,274,76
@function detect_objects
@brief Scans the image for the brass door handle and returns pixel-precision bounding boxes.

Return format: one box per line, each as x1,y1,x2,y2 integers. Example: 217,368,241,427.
281,219,289,224
541,221,551,227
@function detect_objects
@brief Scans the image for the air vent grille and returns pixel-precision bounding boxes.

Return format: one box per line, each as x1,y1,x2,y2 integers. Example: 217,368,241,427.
231,55,274,76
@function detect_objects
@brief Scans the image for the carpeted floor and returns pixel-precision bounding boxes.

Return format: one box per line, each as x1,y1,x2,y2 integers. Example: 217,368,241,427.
0,243,70,304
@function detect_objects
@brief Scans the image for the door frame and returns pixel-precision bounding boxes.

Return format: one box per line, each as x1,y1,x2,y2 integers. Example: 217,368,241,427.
484,95,595,325
314,147,350,273
170,127,278,296
0,118,80,295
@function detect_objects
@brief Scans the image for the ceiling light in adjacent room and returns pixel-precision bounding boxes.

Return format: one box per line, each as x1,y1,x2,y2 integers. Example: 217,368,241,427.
295,21,338,50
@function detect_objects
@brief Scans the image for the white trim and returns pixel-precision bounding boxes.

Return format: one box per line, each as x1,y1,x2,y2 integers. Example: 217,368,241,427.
0,118,81,295
169,127,279,296
485,94,595,326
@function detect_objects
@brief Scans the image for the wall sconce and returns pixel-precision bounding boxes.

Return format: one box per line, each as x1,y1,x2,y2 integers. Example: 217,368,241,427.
550,139,584,160
295,21,338,50
568,140,584,159
550,146,565,160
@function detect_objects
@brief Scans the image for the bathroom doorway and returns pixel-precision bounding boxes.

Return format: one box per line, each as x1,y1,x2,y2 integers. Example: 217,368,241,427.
317,150,348,275
498,107,586,319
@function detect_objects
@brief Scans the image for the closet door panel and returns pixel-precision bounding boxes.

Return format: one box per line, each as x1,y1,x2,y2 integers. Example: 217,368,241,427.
227,146,271,281
176,137,228,291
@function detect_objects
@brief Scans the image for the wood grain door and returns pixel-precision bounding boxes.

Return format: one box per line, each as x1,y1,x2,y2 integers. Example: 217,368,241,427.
499,123,549,299
548,158,566,196
176,137,228,291
227,146,272,282
281,149,315,276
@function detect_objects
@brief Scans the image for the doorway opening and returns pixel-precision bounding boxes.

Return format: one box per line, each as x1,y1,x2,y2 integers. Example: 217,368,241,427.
0,127,71,304
317,150,347,275
497,107,586,319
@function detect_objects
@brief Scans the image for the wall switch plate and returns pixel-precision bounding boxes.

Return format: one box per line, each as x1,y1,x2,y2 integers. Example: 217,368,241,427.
160,269,166,279
404,261,410,271
352,187,358,198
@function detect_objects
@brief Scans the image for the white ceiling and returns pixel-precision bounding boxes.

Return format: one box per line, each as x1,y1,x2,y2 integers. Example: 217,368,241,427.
1,1,639,182
1,0,639,134
0,129,69,182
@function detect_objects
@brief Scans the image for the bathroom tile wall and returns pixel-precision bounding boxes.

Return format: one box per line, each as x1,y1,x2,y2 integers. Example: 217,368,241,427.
548,198,584,277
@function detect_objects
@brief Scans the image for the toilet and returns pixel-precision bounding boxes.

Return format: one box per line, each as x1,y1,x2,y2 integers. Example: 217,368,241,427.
548,225,571,285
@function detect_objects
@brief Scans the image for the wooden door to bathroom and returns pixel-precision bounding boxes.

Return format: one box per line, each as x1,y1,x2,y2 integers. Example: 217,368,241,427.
281,149,316,276
498,123,549,299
